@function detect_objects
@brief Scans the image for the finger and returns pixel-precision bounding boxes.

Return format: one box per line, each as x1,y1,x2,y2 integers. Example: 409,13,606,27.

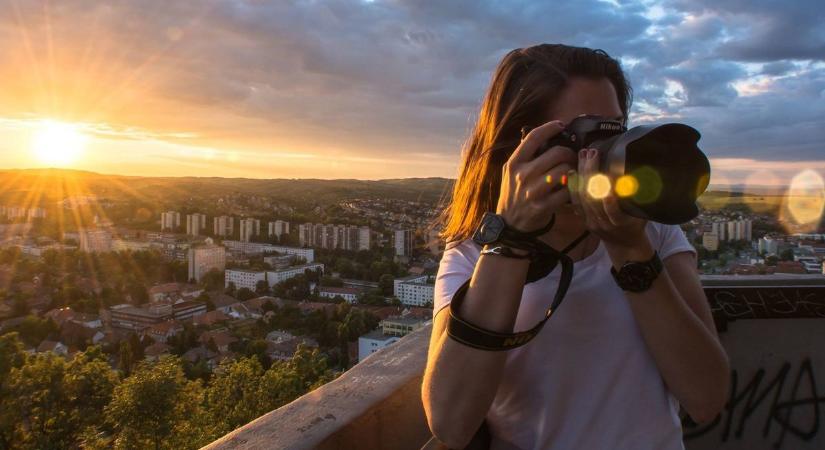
567,169,583,208
508,120,566,165
603,191,628,227
521,163,574,203
581,149,611,227
524,145,578,178
540,163,575,193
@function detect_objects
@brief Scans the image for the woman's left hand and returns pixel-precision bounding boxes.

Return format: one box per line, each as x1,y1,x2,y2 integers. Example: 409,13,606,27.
568,148,649,251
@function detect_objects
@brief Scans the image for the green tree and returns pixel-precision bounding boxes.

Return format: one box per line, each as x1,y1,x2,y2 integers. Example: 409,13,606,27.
255,280,271,296
378,274,394,296
6,352,73,449
106,357,206,450
64,347,120,436
0,333,26,448
203,357,265,436
236,288,256,302
200,269,225,291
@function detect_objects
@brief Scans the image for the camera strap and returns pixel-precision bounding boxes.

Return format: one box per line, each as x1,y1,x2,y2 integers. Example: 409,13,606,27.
447,230,590,351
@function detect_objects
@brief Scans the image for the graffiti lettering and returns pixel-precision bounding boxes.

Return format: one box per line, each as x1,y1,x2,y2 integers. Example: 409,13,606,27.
683,359,824,449
705,288,825,319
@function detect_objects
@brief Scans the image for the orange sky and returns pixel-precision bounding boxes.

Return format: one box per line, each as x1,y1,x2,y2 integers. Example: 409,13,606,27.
0,1,822,185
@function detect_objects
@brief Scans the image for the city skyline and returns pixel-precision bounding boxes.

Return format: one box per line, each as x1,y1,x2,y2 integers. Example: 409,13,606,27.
0,1,823,184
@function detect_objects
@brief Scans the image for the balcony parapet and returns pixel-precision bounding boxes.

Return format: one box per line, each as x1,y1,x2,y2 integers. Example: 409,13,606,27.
204,322,433,450
206,275,825,450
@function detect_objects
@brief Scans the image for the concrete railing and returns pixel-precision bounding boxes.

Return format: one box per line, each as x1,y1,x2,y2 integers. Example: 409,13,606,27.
204,322,433,450
206,275,825,450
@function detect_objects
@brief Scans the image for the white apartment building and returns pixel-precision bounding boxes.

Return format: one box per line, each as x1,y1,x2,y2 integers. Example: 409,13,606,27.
188,240,226,282
266,263,325,287
213,216,234,238
222,241,315,262
393,274,434,307
298,223,371,251
225,269,267,291
268,220,290,239
186,213,207,236
161,211,181,231
758,237,780,255
78,230,113,253
358,330,401,362
318,287,360,304
394,229,413,257
239,218,261,242
358,226,371,250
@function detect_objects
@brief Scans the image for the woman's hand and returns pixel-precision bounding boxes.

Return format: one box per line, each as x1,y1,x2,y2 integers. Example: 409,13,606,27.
496,120,578,232
569,148,649,251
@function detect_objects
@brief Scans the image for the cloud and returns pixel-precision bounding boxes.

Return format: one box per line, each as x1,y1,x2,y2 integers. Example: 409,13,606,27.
0,0,822,180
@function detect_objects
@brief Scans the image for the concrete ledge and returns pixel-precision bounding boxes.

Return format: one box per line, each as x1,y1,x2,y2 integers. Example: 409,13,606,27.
203,324,433,450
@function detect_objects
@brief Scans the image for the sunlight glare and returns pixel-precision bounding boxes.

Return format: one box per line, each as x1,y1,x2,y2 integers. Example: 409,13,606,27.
31,120,88,167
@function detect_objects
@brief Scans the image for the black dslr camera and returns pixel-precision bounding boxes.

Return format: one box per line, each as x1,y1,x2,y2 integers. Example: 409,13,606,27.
531,115,710,224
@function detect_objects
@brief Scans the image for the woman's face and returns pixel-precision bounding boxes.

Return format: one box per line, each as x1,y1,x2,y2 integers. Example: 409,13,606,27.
546,77,624,222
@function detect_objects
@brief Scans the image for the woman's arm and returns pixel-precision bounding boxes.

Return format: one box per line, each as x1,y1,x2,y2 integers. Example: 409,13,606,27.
605,241,730,423
571,147,730,424
423,253,529,449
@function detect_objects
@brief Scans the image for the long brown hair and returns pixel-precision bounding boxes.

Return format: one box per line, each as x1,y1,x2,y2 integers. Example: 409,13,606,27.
439,44,633,244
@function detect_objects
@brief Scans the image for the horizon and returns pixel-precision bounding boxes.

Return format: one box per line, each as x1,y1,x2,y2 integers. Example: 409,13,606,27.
0,166,798,191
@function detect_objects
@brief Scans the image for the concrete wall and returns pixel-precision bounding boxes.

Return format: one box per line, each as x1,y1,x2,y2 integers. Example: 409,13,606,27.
206,282,825,450
685,318,825,450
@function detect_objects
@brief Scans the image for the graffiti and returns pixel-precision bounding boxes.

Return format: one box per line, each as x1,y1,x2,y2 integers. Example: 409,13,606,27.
682,358,825,449
705,287,825,319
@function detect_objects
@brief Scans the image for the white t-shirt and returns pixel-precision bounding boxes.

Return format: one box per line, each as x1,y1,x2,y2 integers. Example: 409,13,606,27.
434,222,697,450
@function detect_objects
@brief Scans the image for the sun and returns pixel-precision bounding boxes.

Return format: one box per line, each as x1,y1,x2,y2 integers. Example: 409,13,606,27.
31,120,88,166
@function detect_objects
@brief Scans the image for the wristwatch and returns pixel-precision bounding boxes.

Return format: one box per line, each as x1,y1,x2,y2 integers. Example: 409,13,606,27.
472,212,555,249
610,251,663,292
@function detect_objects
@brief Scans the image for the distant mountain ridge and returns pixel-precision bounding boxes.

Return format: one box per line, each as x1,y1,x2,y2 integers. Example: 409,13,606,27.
0,168,455,206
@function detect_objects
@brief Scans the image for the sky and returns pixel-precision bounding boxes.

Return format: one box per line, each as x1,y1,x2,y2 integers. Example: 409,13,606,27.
0,0,823,183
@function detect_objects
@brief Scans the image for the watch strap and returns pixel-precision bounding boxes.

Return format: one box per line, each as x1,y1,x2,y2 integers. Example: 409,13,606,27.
610,250,662,292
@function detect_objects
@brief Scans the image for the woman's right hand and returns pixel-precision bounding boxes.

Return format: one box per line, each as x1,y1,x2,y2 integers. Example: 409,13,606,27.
496,120,578,232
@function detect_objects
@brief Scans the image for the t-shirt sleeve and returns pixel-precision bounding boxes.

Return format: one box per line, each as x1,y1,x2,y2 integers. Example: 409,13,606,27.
433,240,478,316
652,223,697,261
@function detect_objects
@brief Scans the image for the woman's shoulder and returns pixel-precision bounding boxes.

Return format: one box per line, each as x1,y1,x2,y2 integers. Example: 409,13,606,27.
644,221,696,260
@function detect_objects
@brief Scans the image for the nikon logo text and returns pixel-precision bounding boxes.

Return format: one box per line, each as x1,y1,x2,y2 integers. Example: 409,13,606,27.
503,334,532,347
599,123,624,131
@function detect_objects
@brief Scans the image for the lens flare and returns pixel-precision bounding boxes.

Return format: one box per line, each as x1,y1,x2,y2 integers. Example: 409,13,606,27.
614,175,639,197
587,174,612,199
743,170,783,213
784,170,825,228
630,166,663,204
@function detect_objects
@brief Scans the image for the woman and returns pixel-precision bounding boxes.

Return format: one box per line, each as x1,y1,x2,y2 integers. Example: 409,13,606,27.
422,44,730,450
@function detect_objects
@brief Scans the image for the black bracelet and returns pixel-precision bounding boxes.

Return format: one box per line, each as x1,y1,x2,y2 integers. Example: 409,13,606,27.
446,243,576,351
480,245,531,259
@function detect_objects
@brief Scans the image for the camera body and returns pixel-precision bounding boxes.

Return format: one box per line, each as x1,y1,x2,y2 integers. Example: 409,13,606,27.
526,115,710,225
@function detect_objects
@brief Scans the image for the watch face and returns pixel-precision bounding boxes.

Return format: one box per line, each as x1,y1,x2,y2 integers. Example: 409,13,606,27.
619,263,655,290
473,213,505,245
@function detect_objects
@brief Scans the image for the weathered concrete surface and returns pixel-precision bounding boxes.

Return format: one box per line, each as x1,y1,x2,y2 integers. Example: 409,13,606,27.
685,318,825,450
203,324,432,450
206,278,825,450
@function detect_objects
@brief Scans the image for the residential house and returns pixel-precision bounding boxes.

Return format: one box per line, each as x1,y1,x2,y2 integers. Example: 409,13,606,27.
146,321,184,343
36,340,68,356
